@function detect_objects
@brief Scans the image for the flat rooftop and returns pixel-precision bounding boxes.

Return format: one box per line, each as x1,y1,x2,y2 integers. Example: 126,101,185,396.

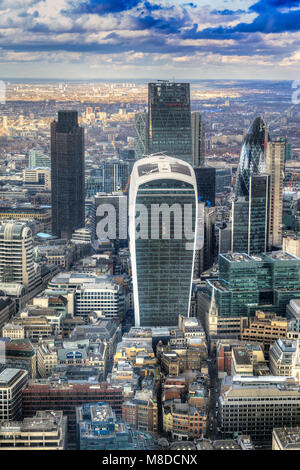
91,404,113,422
221,253,252,263
266,251,300,261
0,368,25,386
274,427,300,449
233,348,252,365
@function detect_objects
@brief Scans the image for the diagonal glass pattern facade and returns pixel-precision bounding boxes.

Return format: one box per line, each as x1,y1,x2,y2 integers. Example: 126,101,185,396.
235,116,269,197
232,117,270,255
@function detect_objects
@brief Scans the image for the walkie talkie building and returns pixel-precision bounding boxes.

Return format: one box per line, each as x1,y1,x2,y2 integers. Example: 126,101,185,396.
129,154,198,327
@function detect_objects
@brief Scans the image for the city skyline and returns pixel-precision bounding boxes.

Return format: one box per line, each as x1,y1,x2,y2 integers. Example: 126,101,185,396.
0,1,300,80
0,0,300,446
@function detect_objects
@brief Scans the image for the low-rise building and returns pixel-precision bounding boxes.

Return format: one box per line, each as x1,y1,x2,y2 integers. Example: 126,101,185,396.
232,347,253,376
219,375,300,442
122,389,158,433
0,410,67,450
37,340,58,378
241,311,288,350
2,323,24,340
0,298,16,334
269,339,299,376
76,402,137,450
3,339,37,378
22,380,123,443
163,401,207,440
0,368,28,421
272,426,300,450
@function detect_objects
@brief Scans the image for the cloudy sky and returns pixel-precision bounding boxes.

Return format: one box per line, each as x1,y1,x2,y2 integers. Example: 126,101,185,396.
0,0,300,79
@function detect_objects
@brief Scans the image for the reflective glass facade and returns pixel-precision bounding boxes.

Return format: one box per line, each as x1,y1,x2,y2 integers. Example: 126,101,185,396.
235,116,269,197
148,82,192,164
135,179,196,326
232,174,270,254
207,252,300,318
129,156,197,327
86,161,131,197
232,117,270,254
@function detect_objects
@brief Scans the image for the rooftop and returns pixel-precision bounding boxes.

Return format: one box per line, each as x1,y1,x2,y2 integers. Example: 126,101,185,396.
274,427,300,449
0,368,26,386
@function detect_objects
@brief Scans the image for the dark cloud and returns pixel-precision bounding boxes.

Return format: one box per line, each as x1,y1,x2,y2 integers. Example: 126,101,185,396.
250,0,300,13
211,9,245,16
0,39,188,56
18,10,39,18
134,13,188,35
28,22,86,34
72,0,141,15
183,1,300,39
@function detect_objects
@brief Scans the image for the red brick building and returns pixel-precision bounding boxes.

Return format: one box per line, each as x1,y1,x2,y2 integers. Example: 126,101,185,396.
22,381,123,443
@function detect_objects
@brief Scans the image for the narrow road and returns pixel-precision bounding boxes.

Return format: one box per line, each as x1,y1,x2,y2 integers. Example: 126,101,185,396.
207,354,220,440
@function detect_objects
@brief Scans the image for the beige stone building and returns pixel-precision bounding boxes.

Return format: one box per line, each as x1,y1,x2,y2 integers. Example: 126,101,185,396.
0,410,67,450
283,235,300,258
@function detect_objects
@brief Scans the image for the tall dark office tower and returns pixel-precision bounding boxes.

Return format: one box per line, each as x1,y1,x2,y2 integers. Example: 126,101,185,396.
193,167,216,277
191,112,205,167
147,81,192,164
232,117,270,254
51,111,85,239
235,116,269,197
194,167,216,207
232,174,270,254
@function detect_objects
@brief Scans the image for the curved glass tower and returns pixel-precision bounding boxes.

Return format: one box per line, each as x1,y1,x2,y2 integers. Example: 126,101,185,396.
232,117,270,254
129,154,198,327
235,116,269,197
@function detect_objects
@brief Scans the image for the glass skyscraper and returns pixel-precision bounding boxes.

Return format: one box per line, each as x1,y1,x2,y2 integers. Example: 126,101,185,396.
129,154,198,327
146,81,192,164
86,160,131,197
191,111,205,167
232,174,270,254
51,111,85,239
206,251,300,318
232,117,270,254
235,116,269,198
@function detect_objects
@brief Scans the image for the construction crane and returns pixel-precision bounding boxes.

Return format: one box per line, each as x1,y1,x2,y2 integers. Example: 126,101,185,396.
289,171,296,191
124,175,131,194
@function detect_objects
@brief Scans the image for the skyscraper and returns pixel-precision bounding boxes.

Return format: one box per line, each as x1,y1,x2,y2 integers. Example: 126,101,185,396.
191,111,205,167
193,167,216,277
232,117,270,254
0,222,40,292
194,167,216,207
235,116,269,198
266,139,286,248
147,81,192,164
232,174,270,254
134,112,148,159
129,154,198,327
51,111,85,239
